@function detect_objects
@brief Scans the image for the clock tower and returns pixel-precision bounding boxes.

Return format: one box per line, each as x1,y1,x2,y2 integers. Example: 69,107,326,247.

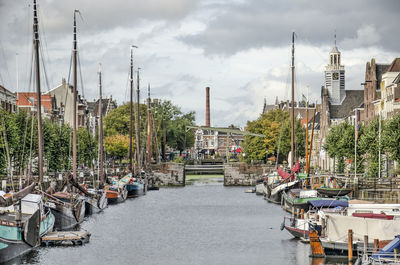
325,38,345,105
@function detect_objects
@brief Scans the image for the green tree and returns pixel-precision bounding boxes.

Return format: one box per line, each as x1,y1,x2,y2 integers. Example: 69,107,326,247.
77,127,97,168
383,114,400,164
242,109,305,164
324,121,364,173
104,134,133,163
358,118,381,177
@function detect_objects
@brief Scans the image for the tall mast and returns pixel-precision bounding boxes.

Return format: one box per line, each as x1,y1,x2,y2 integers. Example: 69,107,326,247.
129,46,136,173
290,32,295,167
72,10,78,180
33,0,44,183
136,68,141,171
98,63,104,185
147,84,152,166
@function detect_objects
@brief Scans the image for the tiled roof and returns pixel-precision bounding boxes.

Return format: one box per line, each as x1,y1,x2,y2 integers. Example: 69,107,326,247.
330,90,364,119
87,98,116,116
16,92,53,112
386,58,400,72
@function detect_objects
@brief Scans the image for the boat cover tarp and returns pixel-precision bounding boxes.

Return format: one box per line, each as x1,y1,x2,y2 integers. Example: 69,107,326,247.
291,161,300,173
372,235,400,260
309,200,348,208
326,214,400,242
278,167,291,180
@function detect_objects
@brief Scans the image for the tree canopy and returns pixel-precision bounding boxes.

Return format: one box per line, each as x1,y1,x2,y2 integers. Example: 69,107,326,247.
242,109,305,163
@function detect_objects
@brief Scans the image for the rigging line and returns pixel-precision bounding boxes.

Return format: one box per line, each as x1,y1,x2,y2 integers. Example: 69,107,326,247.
19,110,30,175
124,64,130,103
67,51,73,84
0,41,12,89
24,3,33,92
39,43,51,92
77,53,85,98
37,3,54,90
28,45,34,93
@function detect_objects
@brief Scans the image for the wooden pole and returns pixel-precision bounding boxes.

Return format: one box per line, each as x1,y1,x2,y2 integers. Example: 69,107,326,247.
290,32,295,167
98,64,104,186
129,47,136,173
147,84,152,166
348,229,353,262
300,209,304,219
72,10,78,181
321,218,326,238
307,109,316,174
305,101,309,172
136,68,141,171
33,0,44,183
364,235,368,256
373,239,379,253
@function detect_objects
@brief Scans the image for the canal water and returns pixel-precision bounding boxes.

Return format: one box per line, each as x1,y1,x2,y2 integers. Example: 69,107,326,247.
11,176,346,265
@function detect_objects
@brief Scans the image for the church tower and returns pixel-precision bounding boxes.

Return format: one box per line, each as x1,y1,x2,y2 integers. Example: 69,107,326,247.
324,35,345,105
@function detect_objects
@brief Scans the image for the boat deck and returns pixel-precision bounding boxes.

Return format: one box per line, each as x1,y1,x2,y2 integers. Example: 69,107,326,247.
41,231,91,246
0,212,31,225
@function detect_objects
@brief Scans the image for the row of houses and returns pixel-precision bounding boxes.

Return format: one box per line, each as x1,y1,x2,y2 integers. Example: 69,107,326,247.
0,78,117,135
263,42,400,173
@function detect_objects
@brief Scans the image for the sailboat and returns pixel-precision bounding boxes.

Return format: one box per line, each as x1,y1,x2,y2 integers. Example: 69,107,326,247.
83,63,108,214
0,1,54,262
120,46,146,198
0,184,54,263
44,10,86,230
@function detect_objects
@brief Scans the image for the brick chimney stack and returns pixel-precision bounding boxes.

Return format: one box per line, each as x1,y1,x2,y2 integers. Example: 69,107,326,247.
205,87,210,127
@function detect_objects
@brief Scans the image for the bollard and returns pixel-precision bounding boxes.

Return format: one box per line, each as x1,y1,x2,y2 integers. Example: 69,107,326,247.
373,239,379,253
300,209,304,219
348,229,353,262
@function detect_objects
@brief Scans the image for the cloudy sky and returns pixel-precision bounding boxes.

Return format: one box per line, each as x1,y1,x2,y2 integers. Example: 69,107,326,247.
0,0,399,127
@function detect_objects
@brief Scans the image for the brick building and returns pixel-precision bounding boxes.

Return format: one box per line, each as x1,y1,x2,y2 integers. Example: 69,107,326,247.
363,58,390,123
15,92,59,120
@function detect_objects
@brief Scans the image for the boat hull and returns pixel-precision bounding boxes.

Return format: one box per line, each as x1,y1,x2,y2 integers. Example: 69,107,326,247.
126,183,144,197
51,201,85,231
284,225,310,239
0,238,32,264
316,188,352,197
85,191,108,215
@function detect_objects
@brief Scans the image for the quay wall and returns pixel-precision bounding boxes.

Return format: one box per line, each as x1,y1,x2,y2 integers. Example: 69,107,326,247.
149,162,185,186
224,163,272,186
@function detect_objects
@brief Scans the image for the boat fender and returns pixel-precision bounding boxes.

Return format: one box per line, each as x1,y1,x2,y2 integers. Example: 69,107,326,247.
280,221,285,231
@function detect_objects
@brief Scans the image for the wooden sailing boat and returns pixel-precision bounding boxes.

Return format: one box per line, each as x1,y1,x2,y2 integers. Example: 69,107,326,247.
82,63,108,214
121,46,145,198
0,1,55,262
44,10,86,230
280,32,322,210
265,33,302,204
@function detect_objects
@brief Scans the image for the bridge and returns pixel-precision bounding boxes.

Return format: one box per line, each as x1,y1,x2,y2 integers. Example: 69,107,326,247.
184,164,225,175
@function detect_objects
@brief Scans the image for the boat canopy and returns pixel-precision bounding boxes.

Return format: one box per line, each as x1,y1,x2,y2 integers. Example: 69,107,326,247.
309,199,348,208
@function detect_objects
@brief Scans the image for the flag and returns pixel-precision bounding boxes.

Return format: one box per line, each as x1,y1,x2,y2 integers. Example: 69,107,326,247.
355,109,360,141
